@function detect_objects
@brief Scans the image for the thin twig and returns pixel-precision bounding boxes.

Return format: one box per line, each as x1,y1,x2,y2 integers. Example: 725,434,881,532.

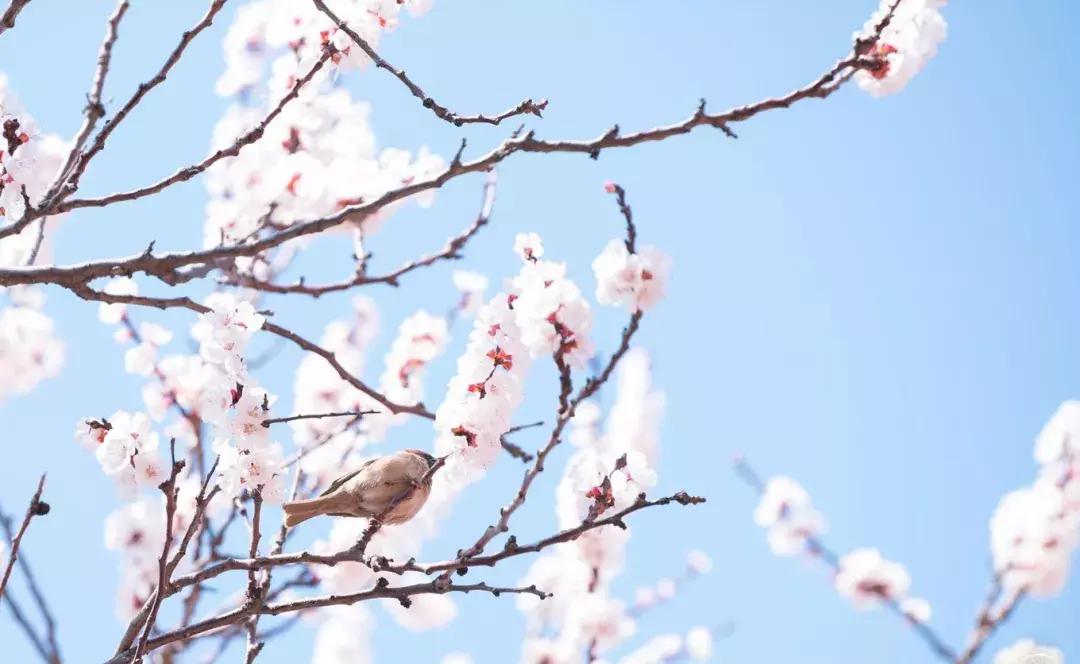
0,0,32,36
261,409,377,427
57,47,333,214
105,580,544,663
0,475,48,603
54,0,230,204
129,442,184,663
228,170,499,296
312,0,545,127
0,38,883,291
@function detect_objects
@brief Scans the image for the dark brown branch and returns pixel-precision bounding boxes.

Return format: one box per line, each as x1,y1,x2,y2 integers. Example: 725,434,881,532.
54,0,230,205
312,0,545,127
0,496,61,663
34,0,130,216
242,492,264,663
105,580,543,663
168,489,703,589
446,196,647,571
0,48,878,292
56,47,333,214
606,183,636,253
261,409,378,428
130,442,184,663
56,284,435,419
228,169,498,296
0,0,31,35
0,475,48,603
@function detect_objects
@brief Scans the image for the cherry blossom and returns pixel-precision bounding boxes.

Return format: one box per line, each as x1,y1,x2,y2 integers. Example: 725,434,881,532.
592,239,672,313
513,232,544,262
990,401,1080,597
193,295,265,380
753,476,826,556
0,290,64,402
834,547,912,609
855,0,948,97
993,639,1064,664
0,73,67,228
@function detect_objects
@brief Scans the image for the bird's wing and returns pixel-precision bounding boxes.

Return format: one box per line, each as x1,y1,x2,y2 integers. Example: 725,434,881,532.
319,458,377,497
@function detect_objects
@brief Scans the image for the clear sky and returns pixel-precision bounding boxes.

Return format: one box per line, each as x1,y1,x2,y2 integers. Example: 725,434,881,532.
2,1,1079,663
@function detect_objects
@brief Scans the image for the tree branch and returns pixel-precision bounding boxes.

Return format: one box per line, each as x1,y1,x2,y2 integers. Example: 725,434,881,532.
227,169,498,296
0,475,48,603
311,0,545,127
105,580,544,663
0,0,31,36
56,46,334,214
0,37,882,292
129,443,184,663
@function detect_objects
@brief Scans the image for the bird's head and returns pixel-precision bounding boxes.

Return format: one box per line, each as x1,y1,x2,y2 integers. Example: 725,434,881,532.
405,448,438,469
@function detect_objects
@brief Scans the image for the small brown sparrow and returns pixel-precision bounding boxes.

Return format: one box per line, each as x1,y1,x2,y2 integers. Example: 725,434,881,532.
283,449,437,528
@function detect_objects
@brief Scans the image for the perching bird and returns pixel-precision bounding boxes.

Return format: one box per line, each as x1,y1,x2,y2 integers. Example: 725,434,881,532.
282,449,437,528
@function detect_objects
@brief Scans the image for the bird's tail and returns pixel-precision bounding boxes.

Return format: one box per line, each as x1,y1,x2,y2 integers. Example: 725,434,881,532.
282,493,352,528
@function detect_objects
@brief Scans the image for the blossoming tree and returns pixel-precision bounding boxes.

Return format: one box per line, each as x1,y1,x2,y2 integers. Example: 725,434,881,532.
2,1,1061,663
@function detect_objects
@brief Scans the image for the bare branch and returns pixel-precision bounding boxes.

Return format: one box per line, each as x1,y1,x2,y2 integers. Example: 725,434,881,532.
0,475,48,603
169,489,704,587
105,580,544,663
55,284,435,419
311,0,545,127
0,493,61,663
56,47,334,214
228,170,498,296
0,48,879,292
261,409,378,428
55,0,231,205
130,442,184,663
0,0,31,36
34,0,131,215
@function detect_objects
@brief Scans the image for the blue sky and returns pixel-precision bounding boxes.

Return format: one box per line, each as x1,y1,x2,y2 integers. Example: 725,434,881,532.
2,1,1080,663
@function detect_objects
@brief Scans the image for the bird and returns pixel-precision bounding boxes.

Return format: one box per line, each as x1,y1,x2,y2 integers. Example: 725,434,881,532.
282,449,438,528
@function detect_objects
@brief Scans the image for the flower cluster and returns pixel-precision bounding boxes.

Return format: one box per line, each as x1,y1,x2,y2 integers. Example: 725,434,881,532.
434,286,527,479
103,496,165,619
376,309,447,417
217,0,433,97
0,288,63,402
592,239,671,313
192,294,265,381
207,0,444,259
993,639,1064,664
517,349,711,662
990,401,1080,597
855,0,948,97
510,233,594,366
834,548,929,620
752,476,826,556
753,474,930,619
0,77,67,402
0,73,66,228
78,410,166,499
